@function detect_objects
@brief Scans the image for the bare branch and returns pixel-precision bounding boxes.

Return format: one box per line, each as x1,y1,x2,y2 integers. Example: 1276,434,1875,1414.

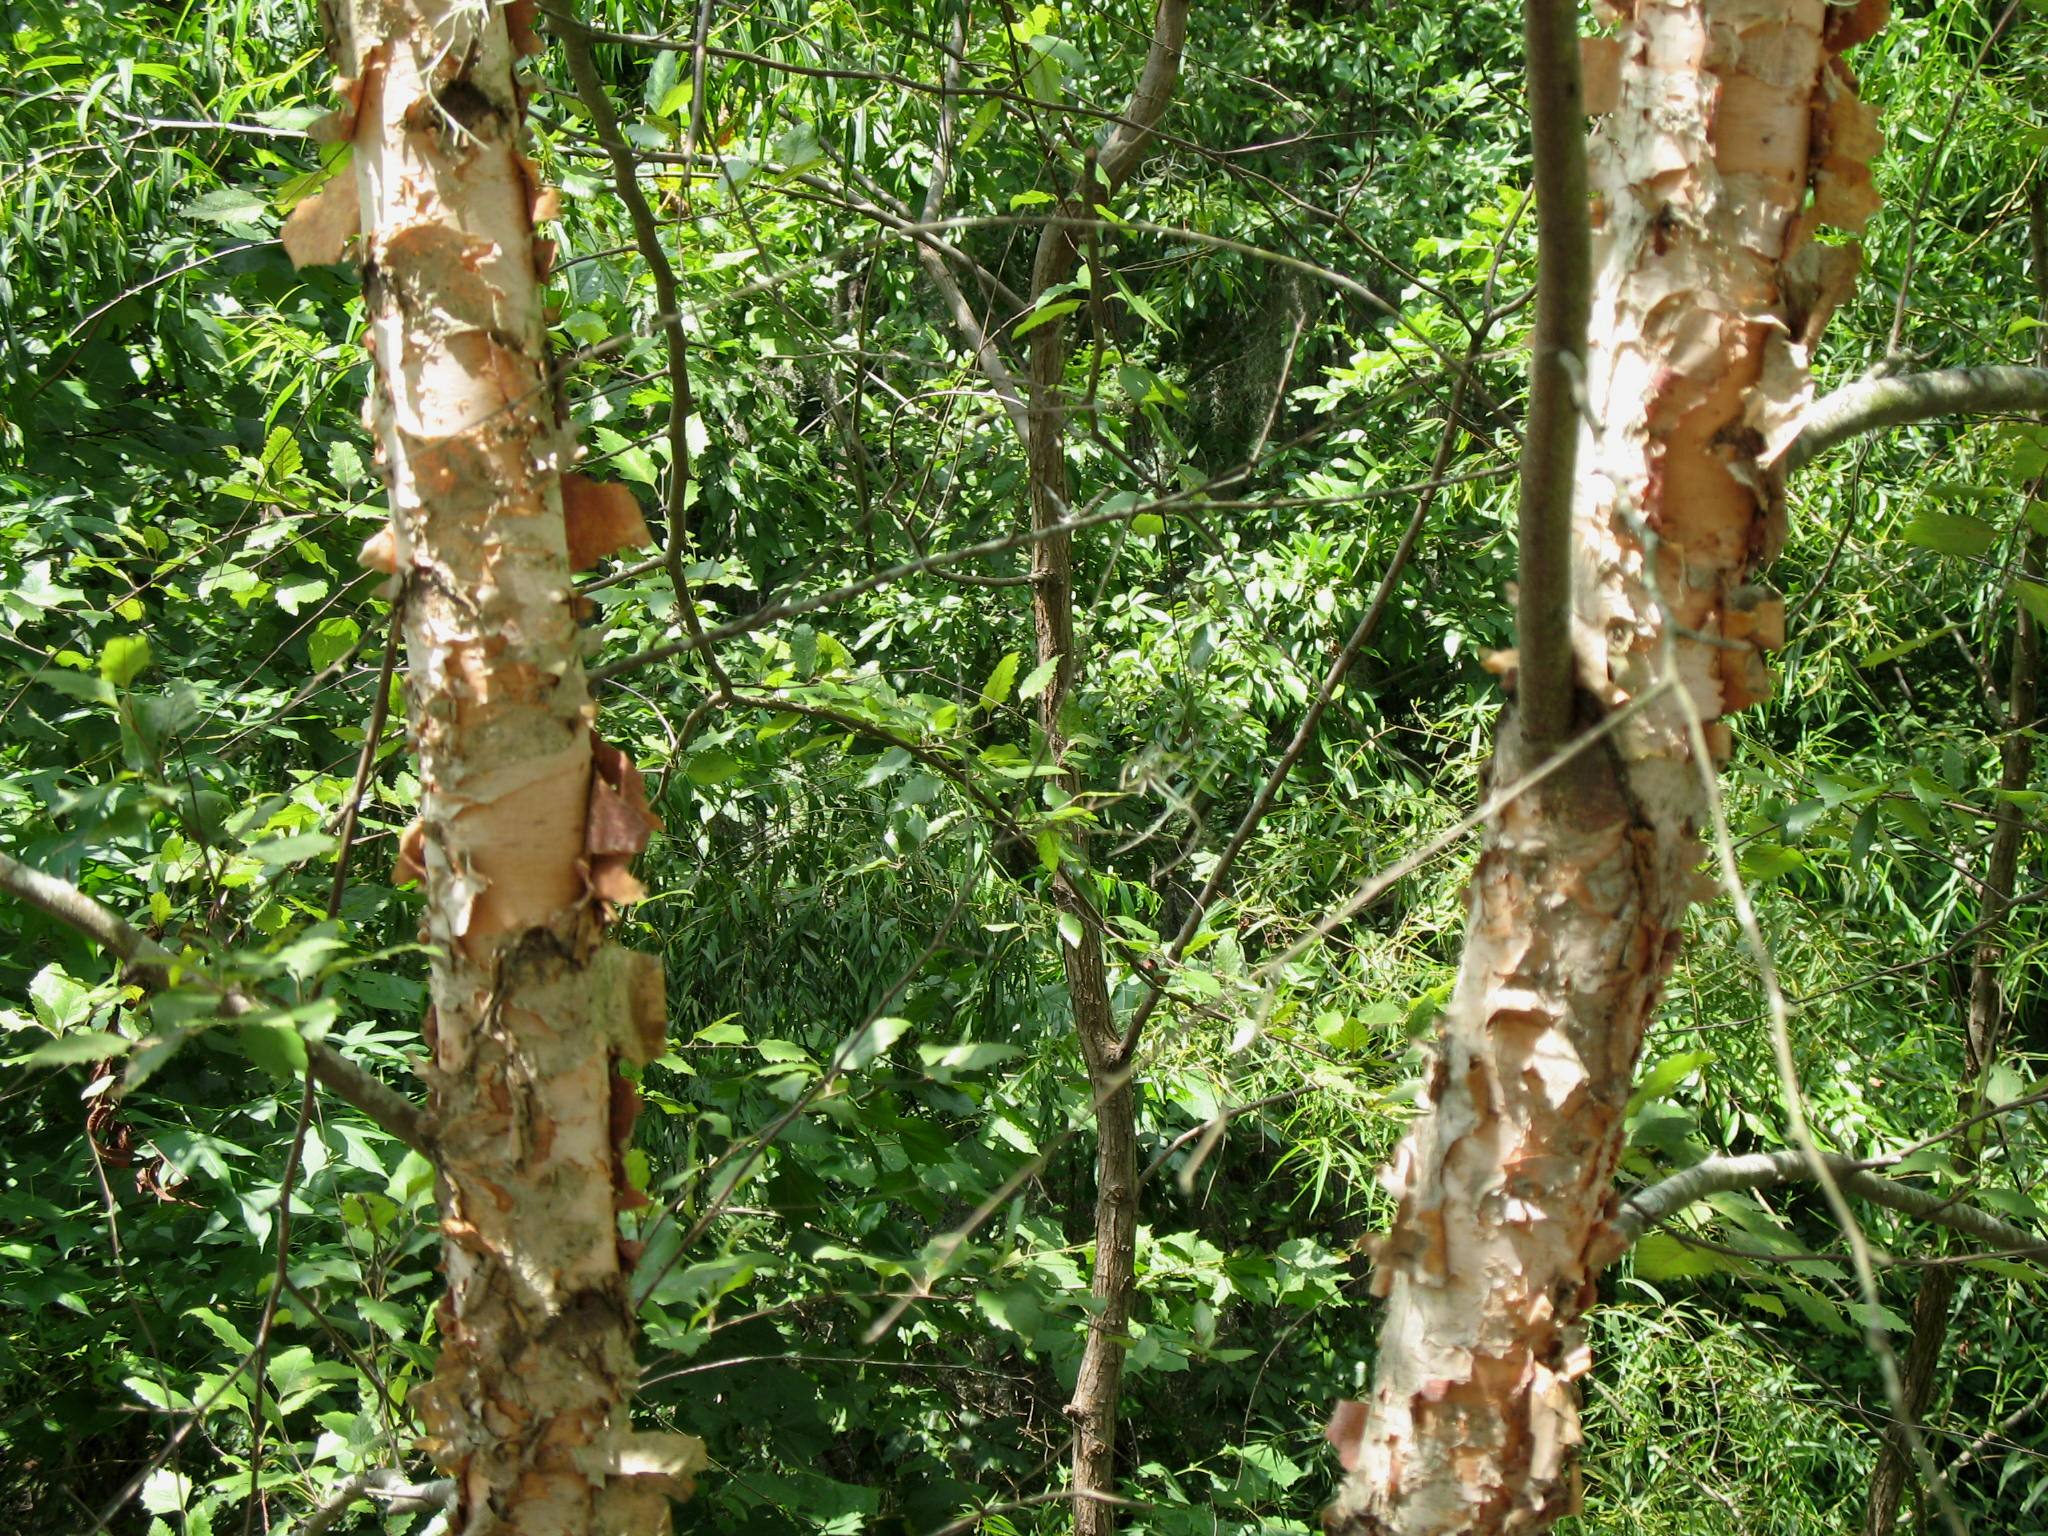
1787,365,2048,474
292,1468,453,1536
1513,0,1592,747
1615,1150,2040,1253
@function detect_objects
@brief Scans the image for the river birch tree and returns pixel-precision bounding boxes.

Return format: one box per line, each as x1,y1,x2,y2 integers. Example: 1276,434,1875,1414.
283,2,700,1530
1323,0,1891,1529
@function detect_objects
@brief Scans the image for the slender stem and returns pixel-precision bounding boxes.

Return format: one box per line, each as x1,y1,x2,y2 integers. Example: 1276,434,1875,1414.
1515,0,1592,747
0,851,429,1153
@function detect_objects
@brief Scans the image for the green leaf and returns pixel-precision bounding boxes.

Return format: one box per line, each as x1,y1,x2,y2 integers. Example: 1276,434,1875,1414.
1899,511,1997,558
1626,1050,1715,1117
14,1031,130,1067
1739,843,1805,883
30,668,114,704
1314,1010,1371,1051
1009,189,1056,209
308,616,361,672
236,1021,307,1080
185,186,269,226
1017,655,1059,701
260,426,303,480
98,634,151,688
979,651,1020,711
1056,911,1083,949
1012,299,1083,339
838,1015,911,1071
273,577,328,616
1633,1231,1734,1281
686,749,743,786
1978,1188,2047,1224
246,833,336,866
917,1040,1024,1076
975,1285,1043,1338
1131,513,1166,537
2015,580,2048,626
328,440,366,487
31,965,93,1029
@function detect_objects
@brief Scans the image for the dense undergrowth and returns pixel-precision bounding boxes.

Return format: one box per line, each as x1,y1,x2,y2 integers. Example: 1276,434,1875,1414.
1,0,2044,1531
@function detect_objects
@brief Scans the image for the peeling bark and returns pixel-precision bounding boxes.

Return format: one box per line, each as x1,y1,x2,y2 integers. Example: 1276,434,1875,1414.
1325,1,1886,1530
295,4,699,1530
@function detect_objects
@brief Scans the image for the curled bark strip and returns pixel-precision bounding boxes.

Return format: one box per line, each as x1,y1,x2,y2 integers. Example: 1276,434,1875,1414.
563,474,654,571
1327,4,1887,1531
317,2,690,1527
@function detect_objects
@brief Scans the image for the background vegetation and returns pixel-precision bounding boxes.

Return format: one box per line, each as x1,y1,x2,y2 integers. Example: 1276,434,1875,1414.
1,0,2044,1531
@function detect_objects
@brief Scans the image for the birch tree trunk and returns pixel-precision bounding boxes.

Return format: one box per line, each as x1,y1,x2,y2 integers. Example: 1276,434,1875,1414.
1324,0,1888,1529
287,3,701,1530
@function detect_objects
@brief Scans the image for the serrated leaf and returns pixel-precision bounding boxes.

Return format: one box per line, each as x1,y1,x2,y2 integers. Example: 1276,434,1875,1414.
15,1030,130,1067
260,426,303,480
98,635,151,689
31,668,114,704
1017,655,1059,701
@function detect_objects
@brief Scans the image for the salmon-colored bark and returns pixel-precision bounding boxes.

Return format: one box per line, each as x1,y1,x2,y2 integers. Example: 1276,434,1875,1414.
290,3,700,1530
1324,1,1887,1530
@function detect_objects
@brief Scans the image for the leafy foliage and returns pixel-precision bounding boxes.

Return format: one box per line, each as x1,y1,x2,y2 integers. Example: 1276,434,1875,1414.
2,0,2046,1532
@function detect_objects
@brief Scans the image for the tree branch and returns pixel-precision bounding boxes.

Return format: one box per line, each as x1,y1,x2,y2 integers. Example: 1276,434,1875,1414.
1514,0,1592,747
0,850,430,1155
1786,365,2048,474
1615,1150,2040,1252
292,1467,453,1536
556,18,732,696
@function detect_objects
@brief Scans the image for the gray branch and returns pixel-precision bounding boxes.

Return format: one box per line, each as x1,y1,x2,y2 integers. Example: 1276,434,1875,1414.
1616,1150,2039,1252
293,1467,454,1536
1787,365,2048,474
0,850,430,1154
